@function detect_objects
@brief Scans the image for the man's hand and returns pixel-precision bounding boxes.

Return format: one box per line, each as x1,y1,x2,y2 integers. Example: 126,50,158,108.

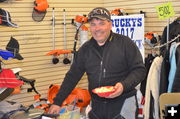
107,82,124,98
48,104,61,114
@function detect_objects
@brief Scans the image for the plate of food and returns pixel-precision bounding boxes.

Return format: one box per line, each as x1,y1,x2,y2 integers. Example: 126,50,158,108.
92,86,115,97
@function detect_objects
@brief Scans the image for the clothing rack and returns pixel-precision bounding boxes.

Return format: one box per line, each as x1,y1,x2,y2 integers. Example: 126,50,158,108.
145,34,180,50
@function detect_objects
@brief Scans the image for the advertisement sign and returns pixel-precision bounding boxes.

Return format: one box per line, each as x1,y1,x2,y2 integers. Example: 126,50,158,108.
156,2,175,20
111,14,145,59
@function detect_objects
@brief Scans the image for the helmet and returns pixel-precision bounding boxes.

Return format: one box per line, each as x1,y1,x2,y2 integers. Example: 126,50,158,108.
75,15,88,23
111,8,127,16
34,0,48,12
145,32,160,47
32,0,49,22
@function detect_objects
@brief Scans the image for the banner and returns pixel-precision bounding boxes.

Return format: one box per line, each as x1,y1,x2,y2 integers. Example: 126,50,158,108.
111,14,145,60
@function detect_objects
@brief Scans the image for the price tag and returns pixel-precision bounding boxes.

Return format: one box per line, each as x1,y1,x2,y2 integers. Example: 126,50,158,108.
156,2,175,20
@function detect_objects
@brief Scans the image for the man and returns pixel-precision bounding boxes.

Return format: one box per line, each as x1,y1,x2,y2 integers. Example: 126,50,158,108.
48,7,146,119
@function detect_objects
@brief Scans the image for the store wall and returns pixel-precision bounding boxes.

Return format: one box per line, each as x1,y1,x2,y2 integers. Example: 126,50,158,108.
0,0,179,106
0,0,103,106
104,0,180,55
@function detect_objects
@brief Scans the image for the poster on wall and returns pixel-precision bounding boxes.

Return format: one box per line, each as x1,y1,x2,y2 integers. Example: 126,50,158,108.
111,14,145,60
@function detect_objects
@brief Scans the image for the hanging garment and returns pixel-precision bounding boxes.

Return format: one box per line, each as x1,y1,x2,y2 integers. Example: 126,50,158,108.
144,56,163,119
160,20,180,56
159,50,170,95
172,44,180,92
140,53,157,96
167,42,178,92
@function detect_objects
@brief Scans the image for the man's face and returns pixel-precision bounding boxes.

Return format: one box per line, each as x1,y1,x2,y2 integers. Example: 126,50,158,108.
89,18,112,45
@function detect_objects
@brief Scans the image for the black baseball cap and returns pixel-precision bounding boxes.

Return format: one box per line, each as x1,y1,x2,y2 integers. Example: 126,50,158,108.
6,37,24,60
88,7,111,22
0,8,18,28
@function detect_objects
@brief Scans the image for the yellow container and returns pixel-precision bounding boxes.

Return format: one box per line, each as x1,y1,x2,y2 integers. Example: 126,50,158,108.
58,105,80,119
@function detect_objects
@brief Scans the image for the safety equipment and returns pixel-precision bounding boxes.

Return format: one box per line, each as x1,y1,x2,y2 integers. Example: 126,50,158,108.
72,14,88,62
34,0,48,12
88,7,111,21
75,15,88,25
79,25,88,46
144,32,161,47
111,8,127,16
73,15,88,46
48,85,91,111
74,15,88,46
32,0,49,22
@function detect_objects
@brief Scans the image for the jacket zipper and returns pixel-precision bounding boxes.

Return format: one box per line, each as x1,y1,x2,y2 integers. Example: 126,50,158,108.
91,48,104,87
103,68,106,78
98,60,103,87
98,60,106,87
91,42,109,87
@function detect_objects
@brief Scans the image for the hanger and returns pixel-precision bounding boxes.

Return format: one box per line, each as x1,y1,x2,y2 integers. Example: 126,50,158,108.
150,34,180,49
151,48,158,57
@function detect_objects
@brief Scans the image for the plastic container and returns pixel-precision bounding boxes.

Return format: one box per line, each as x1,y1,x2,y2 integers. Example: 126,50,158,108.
58,105,80,119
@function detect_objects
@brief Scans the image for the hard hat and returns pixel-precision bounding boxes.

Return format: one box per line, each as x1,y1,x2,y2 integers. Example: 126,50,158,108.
111,8,127,16
145,32,160,47
32,0,49,22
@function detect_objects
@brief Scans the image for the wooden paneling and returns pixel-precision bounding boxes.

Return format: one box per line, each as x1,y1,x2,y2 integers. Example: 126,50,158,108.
1,0,103,106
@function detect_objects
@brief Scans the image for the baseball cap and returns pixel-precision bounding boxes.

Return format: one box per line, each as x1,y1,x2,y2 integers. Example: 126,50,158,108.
0,69,23,88
88,7,111,22
0,8,18,28
0,69,23,102
6,37,24,60
32,0,49,22
0,49,14,60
